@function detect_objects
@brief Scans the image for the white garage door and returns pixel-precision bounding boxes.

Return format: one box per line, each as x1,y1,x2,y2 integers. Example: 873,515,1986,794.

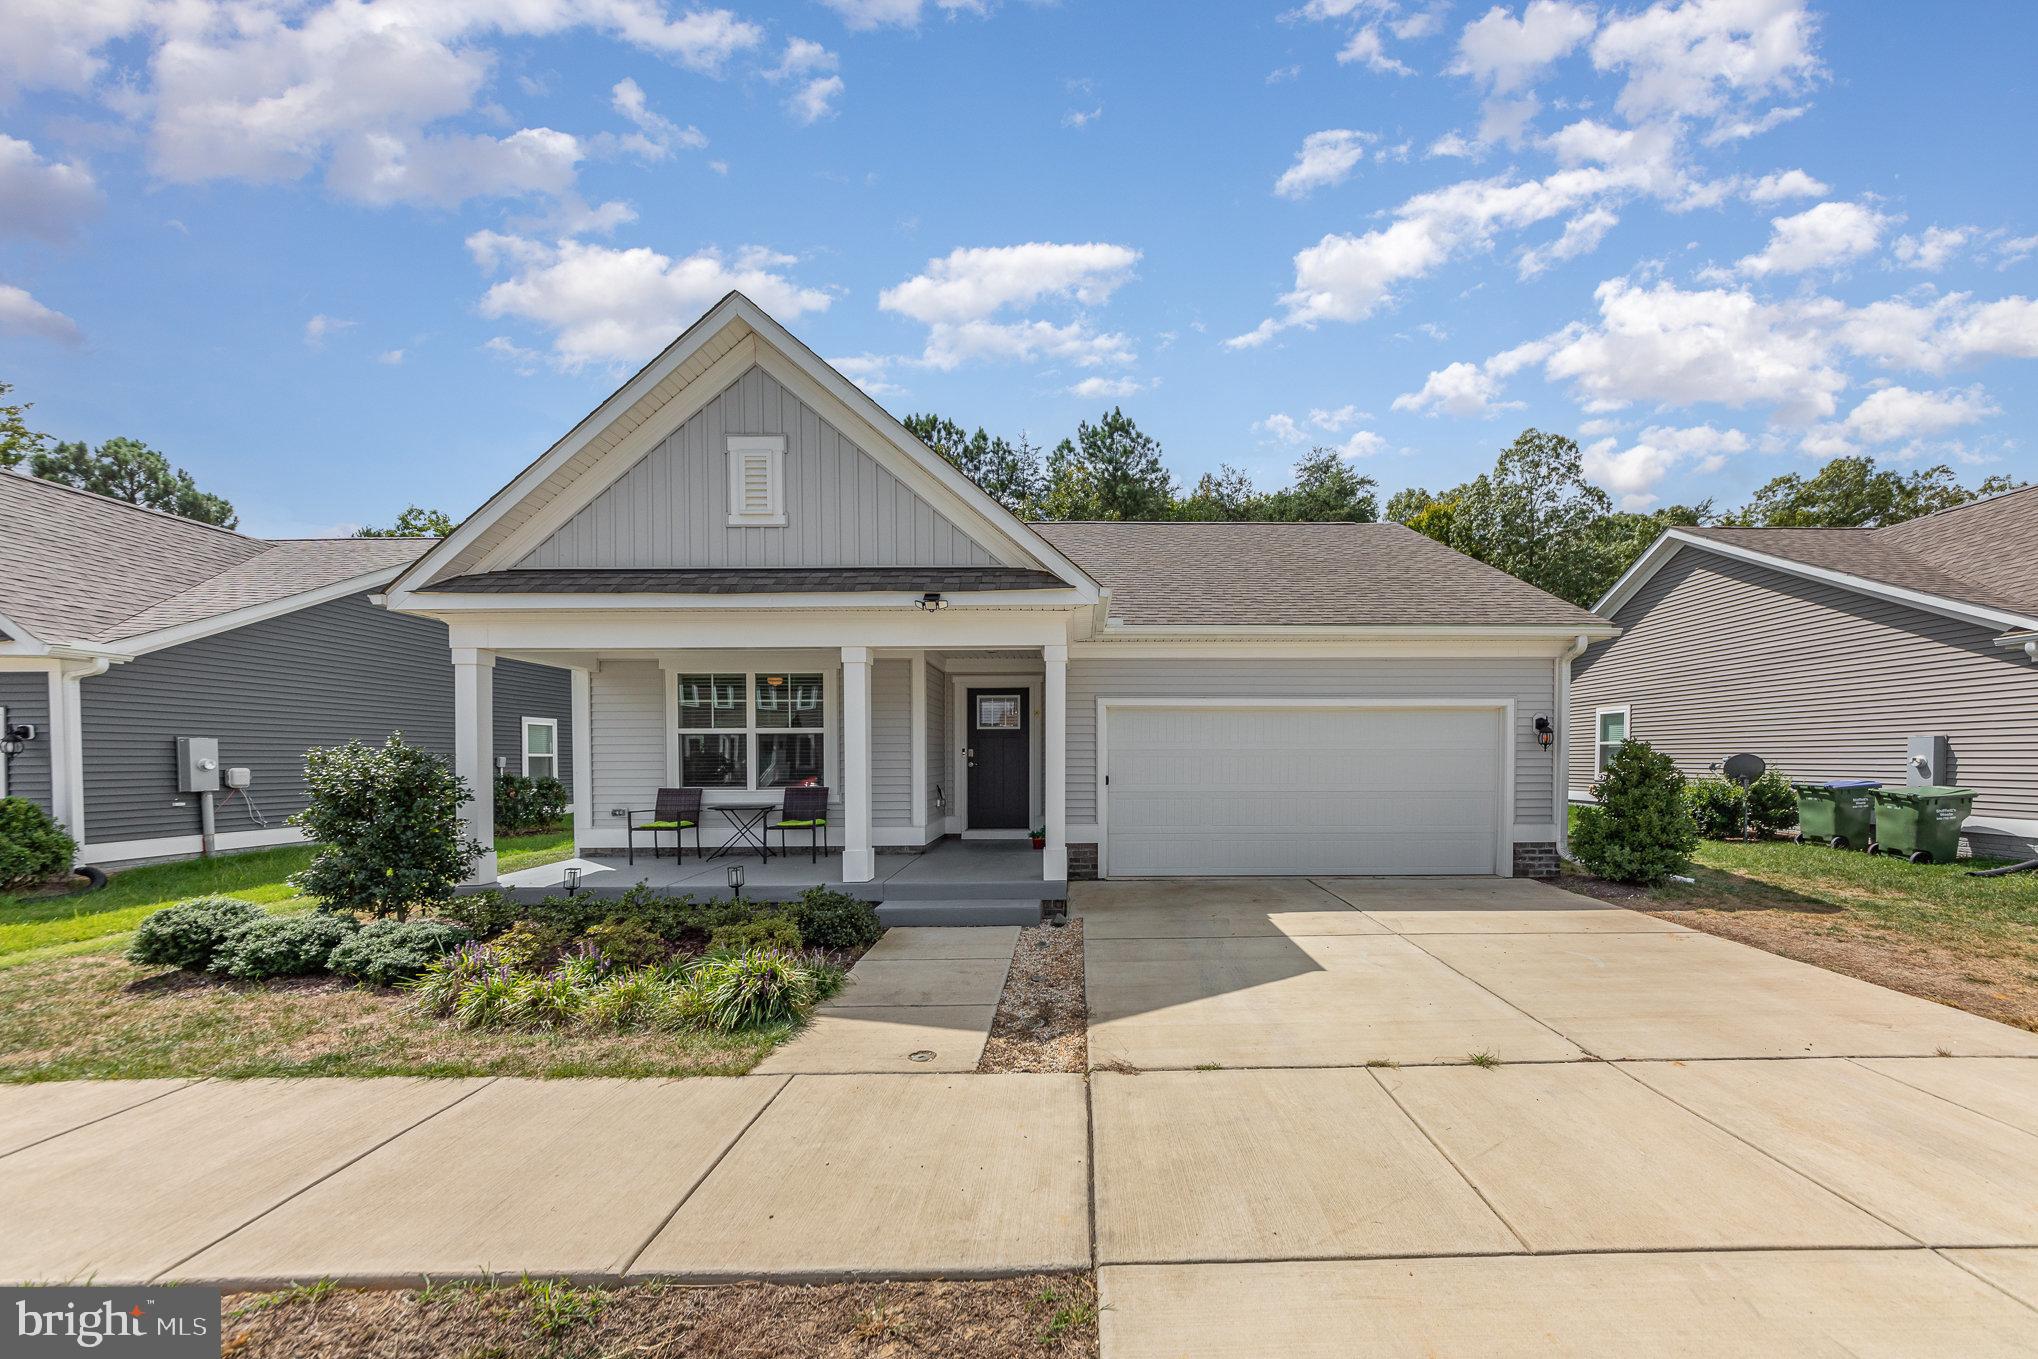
1104,705,1505,877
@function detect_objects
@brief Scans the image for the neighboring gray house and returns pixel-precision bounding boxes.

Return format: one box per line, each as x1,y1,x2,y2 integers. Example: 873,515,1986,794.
381,292,1614,887
1572,485,2038,859
0,473,571,865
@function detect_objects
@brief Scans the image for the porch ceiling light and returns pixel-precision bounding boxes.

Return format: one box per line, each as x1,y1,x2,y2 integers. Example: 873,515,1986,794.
917,592,950,611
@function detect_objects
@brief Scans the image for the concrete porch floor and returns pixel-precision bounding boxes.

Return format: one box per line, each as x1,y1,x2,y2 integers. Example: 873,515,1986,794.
498,836,1064,904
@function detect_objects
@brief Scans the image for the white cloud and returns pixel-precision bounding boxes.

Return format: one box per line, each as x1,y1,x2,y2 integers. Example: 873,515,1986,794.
375,348,405,365
1518,205,1619,277
325,128,584,208
0,283,83,345
1737,200,1891,276
1339,27,1412,74
818,0,986,30
1831,384,1998,445
0,135,102,242
1745,167,1828,203
1393,9,1446,39
1063,106,1104,128
1451,1,1597,93
608,77,707,159
1544,276,1846,420
1426,131,1481,158
1591,0,1822,129
1274,129,1376,199
769,38,844,123
1267,63,1304,83
1892,226,1970,273
1394,332,1562,416
1311,404,1363,430
1332,429,1388,457
1069,375,1147,399
304,313,356,348
472,234,833,369
878,242,1140,370
831,352,906,398
0,0,152,100
1257,413,1308,444
789,74,845,123
1702,103,1805,145
1583,422,1749,509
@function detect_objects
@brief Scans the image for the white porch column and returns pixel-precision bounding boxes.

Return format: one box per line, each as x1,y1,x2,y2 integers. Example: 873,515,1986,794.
570,664,594,859
1042,643,1068,881
841,646,875,882
452,647,497,885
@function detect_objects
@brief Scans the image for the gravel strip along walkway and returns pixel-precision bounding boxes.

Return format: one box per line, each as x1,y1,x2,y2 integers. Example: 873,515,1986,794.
979,921,1087,1074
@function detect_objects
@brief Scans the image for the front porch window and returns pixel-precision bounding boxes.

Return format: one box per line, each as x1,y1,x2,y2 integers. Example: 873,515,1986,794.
678,672,827,790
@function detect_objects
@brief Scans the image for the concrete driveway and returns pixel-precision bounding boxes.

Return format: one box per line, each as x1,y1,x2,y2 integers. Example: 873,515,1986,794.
1079,876,2038,1356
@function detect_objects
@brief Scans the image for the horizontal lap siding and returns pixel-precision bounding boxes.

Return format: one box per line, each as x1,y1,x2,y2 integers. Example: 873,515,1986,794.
0,671,52,813
1067,657,1556,828
873,659,913,826
494,659,575,785
78,594,570,845
1570,551,2038,820
589,661,665,823
518,365,999,570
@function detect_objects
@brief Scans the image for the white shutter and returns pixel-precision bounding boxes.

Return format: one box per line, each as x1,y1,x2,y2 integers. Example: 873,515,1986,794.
726,435,787,526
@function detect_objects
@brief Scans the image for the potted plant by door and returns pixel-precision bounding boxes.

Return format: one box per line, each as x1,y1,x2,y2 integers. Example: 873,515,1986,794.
1030,826,1046,850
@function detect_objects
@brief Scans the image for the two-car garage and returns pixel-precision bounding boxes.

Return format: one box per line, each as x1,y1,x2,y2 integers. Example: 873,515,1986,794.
1099,703,1511,878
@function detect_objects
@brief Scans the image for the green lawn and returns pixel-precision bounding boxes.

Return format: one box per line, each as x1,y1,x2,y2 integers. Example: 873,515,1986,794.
0,822,577,964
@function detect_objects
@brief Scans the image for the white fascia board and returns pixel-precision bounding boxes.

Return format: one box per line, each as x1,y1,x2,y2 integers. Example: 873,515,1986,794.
440,608,1075,652
1599,529,2038,634
108,566,410,657
407,588,1092,613
0,607,52,656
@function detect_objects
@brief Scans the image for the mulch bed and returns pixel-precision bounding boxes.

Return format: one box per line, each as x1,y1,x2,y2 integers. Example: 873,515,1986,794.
221,1273,1099,1359
978,920,1087,1074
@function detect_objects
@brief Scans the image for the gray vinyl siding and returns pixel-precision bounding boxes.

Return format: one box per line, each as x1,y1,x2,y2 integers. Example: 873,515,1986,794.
872,658,913,826
76,593,570,847
1067,657,1557,829
518,364,1001,570
0,670,53,814
926,656,949,828
1569,549,2038,829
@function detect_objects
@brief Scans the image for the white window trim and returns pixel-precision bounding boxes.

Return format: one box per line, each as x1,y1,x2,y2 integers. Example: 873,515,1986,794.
1594,705,1630,774
521,716,558,781
726,434,787,527
675,669,831,795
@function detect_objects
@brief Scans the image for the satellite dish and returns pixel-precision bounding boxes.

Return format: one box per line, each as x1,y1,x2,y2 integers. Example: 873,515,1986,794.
1722,753,1766,787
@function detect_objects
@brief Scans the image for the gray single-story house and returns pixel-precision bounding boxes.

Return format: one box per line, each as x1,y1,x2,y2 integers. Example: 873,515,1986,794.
381,292,1614,888
0,472,572,866
1571,485,2038,859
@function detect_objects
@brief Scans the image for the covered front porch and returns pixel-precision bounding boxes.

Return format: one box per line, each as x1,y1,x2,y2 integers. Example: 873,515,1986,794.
447,630,1073,892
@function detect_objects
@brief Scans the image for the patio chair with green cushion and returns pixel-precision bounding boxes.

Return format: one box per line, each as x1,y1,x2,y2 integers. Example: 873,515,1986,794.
766,785,831,864
628,787,702,866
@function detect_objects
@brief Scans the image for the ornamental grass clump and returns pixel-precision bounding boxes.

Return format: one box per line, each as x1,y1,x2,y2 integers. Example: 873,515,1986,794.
689,949,818,1033
405,941,499,1016
1571,738,1699,885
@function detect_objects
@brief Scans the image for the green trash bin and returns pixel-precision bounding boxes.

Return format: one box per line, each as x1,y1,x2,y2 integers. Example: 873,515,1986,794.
1870,786,1977,864
1791,779,1880,850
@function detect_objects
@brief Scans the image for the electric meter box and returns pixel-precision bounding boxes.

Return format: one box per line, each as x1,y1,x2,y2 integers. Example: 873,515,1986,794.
177,737,221,793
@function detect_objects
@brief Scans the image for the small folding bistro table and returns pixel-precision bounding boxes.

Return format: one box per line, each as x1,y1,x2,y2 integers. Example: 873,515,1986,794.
707,794,780,861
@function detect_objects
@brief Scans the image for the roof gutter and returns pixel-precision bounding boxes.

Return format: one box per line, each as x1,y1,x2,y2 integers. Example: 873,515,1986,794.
1996,629,2038,663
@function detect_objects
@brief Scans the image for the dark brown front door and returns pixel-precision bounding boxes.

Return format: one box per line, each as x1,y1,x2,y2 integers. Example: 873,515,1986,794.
966,689,1029,829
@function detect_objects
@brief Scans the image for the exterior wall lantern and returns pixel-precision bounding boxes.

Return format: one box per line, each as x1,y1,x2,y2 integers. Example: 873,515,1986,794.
1533,715,1554,750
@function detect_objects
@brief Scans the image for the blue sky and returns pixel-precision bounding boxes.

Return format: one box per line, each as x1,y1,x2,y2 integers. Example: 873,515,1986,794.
2,0,2035,536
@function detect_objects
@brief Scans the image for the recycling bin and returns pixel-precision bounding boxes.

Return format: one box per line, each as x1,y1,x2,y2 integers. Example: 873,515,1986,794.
1870,786,1977,864
1791,779,1881,850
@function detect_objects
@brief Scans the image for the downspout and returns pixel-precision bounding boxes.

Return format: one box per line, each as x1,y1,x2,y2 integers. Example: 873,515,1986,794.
51,655,111,848
1555,633,1590,859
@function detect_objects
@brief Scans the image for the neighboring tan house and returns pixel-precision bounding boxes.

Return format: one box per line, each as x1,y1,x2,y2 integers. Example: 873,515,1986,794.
383,292,1614,889
0,473,572,865
1572,485,2038,859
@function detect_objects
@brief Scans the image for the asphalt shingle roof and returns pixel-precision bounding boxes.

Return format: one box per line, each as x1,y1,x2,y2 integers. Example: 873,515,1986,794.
0,472,431,648
1678,483,2038,624
1032,520,1606,628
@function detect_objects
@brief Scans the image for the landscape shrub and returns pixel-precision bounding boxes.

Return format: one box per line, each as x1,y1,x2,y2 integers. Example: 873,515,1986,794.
128,896,265,971
1685,778,1747,839
405,942,498,1016
508,972,586,1028
689,949,817,1033
1571,739,1698,885
493,773,569,835
209,913,360,980
583,919,667,970
0,796,76,890
326,918,475,986
490,920,574,972
438,890,522,939
1744,769,1798,837
453,968,520,1029
708,916,802,954
788,887,881,952
291,734,480,918
582,970,678,1031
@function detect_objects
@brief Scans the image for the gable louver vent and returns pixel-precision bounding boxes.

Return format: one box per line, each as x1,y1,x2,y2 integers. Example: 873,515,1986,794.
726,435,787,527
